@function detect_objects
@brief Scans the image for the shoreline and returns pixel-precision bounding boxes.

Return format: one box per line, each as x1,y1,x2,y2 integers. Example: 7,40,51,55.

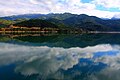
0,29,120,34
89,31,120,34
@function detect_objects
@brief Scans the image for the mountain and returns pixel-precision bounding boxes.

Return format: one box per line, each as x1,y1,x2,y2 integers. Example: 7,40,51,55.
45,14,116,31
1,13,120,31
61,14,112,31
0,13,75,20
0,14,45,20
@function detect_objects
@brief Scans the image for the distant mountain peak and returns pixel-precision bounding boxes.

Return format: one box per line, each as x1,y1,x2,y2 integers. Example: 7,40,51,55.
80,14,89,16
111,14,120,20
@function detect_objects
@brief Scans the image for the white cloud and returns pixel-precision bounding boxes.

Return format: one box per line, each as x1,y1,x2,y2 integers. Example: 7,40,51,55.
90,52,120,80
93,0,120,9
0,0,120,18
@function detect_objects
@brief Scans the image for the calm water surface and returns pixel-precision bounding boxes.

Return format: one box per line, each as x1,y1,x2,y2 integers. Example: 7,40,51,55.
0,33,120,80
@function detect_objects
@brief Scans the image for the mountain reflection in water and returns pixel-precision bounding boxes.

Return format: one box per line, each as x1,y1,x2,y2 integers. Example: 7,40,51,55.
0,33,120,80
0,33,120,48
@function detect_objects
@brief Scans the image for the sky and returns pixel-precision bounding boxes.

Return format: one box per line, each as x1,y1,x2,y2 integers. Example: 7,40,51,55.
0,0,120,18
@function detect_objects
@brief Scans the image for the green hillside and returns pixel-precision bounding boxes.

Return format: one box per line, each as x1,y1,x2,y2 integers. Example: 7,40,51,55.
0,19,13,28
13,19,58,28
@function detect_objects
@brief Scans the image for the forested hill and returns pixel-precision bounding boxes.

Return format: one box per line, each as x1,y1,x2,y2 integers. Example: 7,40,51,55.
0,19,13,28
13,19,58,28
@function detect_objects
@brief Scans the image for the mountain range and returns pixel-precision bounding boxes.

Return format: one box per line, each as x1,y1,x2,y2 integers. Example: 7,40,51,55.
1,13,120,31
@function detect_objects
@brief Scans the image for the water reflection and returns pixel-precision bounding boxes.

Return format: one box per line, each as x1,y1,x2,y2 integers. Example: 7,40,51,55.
0,33,120,48
0,43,120,80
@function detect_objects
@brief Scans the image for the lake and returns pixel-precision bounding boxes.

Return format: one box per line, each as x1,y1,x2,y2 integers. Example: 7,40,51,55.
0,33,120,80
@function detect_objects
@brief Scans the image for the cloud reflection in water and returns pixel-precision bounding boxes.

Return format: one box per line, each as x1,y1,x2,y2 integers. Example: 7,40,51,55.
0,43,120,80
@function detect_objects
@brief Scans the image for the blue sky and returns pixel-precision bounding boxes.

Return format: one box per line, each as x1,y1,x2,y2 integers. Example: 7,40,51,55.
81,0,92,3
0,0,120,18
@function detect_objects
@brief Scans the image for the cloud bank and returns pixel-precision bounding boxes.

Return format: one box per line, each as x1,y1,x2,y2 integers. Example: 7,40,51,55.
0,0,120,18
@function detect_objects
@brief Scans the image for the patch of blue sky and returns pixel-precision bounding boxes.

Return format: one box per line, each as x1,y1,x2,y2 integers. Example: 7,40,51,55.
81,0,93,3
96,5,120,12
58,0,66,4
93,50,119,59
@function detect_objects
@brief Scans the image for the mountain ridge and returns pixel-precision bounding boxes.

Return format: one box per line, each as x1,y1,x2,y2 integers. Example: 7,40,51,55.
0,13,120,31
